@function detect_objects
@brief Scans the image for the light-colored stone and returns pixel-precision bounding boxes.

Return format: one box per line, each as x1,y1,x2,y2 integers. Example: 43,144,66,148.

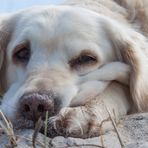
0,113,148,148
0,129,51,148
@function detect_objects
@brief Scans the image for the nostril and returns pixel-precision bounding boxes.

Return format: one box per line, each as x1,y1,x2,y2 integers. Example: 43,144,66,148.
20,92,56,121
24,104,30,112
38,104,45,112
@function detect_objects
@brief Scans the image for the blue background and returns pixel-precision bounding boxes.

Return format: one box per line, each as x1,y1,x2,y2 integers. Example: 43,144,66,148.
0,0,63,13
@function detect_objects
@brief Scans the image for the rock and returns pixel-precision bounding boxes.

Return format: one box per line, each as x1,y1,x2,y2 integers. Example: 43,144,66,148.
0,113,148,148
0,129,51,148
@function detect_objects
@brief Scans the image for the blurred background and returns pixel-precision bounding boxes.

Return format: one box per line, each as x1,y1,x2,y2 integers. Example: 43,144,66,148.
0,0,63,13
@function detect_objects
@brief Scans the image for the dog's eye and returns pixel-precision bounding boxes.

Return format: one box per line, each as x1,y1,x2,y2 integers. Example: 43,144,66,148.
13,44,30,64
76,55,96,65
69,54,97,69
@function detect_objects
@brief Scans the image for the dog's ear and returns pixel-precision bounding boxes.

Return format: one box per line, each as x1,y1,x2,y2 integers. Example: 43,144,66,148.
0,15,11,95
102,17,148,112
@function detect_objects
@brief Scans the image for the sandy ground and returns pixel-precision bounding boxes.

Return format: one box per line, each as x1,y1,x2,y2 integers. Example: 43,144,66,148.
0,113,148,148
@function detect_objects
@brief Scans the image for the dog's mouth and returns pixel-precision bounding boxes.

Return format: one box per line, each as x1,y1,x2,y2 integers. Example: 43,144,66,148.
11,89,77,137
14,110,55,129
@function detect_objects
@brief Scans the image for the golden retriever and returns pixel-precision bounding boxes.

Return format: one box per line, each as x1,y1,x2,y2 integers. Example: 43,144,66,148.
0,0,148,138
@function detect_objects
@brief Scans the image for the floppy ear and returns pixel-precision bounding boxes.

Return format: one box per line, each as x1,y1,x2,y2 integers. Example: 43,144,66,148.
102,17,148,112
0,16,11,95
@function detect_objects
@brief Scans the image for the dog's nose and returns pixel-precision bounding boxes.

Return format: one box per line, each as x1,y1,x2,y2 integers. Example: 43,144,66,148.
19,92,55,121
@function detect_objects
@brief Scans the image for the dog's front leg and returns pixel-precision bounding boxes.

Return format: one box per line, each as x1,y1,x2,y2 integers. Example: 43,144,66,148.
47,82,130,138
70,62,130,107
80,62,130,85
70,80,110,107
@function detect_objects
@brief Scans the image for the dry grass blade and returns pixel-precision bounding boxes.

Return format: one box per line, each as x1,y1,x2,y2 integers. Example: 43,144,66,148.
99,118,110,148
0,110,17,147
68,143,105,148
44,111,49,148
32,117,44,148
32,112,49,148
104,105,125,148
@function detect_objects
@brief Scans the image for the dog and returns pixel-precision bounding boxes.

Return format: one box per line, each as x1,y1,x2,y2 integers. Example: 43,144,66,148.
0,0,148,138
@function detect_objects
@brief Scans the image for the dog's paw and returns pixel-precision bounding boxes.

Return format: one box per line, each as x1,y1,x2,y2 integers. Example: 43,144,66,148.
47,106,108,138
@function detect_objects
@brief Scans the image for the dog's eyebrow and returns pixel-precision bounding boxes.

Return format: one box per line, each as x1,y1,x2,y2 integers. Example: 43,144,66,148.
13,41,29,51
80,50,98,57
72,49,98,60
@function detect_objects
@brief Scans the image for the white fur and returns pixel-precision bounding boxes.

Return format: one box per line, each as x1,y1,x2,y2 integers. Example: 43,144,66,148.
0,0,148,137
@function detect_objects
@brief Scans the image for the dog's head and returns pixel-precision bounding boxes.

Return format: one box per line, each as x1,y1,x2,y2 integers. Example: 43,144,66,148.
0,6,148,122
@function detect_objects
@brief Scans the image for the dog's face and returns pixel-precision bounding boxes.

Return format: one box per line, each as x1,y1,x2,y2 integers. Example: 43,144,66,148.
0,6,148,122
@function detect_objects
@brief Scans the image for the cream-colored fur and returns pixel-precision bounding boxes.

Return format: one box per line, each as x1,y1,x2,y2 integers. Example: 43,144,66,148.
0,0,148,138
